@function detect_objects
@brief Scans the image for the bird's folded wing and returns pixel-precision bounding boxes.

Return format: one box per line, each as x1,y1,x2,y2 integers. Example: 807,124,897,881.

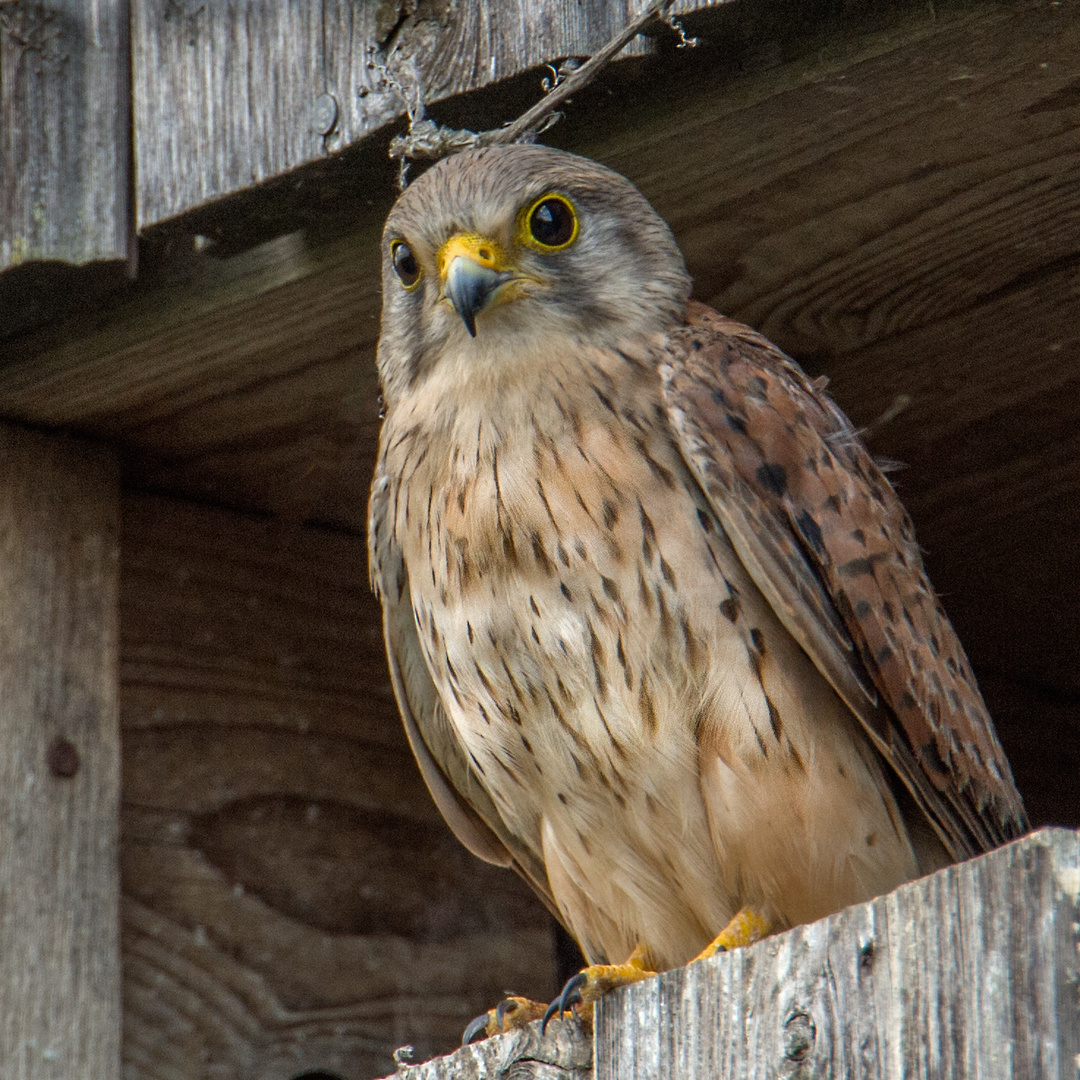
662,301,1027,860
368,471,561,915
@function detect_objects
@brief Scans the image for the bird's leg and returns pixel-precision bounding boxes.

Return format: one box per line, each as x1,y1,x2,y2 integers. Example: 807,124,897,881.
692,906,771,961
462,995,549,1044
467,913,771,1042
542,943,656,1031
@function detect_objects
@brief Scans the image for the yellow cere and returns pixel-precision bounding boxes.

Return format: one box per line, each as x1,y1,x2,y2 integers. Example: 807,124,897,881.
437,233,508,281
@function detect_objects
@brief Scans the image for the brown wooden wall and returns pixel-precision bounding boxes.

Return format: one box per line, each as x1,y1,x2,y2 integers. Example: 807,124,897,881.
119,493,557,1078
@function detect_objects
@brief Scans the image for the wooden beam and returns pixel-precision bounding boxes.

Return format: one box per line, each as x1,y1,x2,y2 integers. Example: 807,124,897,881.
598,827,1080,1077
0,224,386,527
383,828,1080,1079
119,493,558,1079
130,0,663,228
0,424,121,1080
0,0,132,269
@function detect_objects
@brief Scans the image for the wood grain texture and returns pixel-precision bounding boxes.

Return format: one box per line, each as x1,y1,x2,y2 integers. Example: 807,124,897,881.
119,493,558,1080
0,0,131,269
130,0,675,227
386,1020,592,1080
0,225,387,525
596,827,1080,1079
390,828,1080,1079
0,424,121,1080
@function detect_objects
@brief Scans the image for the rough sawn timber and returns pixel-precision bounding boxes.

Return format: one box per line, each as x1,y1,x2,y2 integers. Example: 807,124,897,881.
385,829,1080,1079
130,0,685,228
0,424,121,1080
0,0,132,269
388,1022,593,1080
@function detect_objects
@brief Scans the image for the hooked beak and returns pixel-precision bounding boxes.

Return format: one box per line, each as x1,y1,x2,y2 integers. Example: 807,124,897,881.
439,234,514,337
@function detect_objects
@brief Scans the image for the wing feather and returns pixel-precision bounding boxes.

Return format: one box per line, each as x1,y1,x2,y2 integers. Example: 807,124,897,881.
663,302,1027,859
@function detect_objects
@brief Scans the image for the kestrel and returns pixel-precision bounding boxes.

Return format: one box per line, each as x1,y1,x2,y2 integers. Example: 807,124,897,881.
367,144,1027,1035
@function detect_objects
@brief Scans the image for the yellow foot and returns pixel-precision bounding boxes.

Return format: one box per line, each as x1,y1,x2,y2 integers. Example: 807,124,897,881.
462,995,548,1045
542,944,655,1032
693,907,771,962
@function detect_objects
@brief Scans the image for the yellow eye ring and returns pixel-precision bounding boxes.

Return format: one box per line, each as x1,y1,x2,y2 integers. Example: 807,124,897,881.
391,240,422,289
519,193,578,252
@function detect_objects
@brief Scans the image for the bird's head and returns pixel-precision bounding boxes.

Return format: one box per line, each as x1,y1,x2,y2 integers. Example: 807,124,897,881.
377,144,691,401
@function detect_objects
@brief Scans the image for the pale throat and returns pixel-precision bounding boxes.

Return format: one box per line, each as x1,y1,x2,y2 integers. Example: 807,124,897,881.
394,325,658,480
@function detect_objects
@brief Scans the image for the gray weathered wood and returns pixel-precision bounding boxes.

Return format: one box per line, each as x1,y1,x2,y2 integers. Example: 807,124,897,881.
130,0,685,227
0,424,121,1079
0,0,131,269
387,829,1080,1079
388,1017,593,1080
600,827,1080,1078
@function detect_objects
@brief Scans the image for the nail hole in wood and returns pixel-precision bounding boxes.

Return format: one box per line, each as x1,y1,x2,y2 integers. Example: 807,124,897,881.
47,737,79,778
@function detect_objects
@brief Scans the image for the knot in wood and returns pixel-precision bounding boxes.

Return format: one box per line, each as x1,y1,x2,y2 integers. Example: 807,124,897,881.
782,1011,815,1062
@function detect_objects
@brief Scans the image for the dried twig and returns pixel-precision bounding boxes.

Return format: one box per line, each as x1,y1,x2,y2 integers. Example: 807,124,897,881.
386,0,692,173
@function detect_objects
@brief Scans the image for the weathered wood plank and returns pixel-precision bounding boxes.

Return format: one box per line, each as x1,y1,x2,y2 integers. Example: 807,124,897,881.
0,224,386,524
119,491,393,746
0,0,131,268
131,0,666,228
596,828,1080,1078
119,493,559,1079
0,424,121,1079
387,829,1080,1079
388,1021,593,1080
130,0,323,229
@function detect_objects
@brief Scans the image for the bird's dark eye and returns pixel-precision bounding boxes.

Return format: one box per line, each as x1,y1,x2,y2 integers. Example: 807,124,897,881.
391,241,421,288
524,195,578,250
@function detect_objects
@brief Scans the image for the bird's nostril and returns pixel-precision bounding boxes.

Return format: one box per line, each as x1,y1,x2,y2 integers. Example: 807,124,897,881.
478,248,492,261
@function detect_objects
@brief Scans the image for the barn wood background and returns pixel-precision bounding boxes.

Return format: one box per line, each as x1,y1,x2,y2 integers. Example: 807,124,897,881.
1,0,1079,1077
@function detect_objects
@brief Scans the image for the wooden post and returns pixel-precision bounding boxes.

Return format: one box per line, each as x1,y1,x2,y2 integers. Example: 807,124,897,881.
0,424,121,1080
0,0,132,270
384,829,1080,1079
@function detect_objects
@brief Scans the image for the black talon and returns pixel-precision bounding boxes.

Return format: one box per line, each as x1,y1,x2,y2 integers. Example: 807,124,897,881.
462,1011,492,1046
544,993,561,1036
495,998,514,1030
542,971,587,1034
